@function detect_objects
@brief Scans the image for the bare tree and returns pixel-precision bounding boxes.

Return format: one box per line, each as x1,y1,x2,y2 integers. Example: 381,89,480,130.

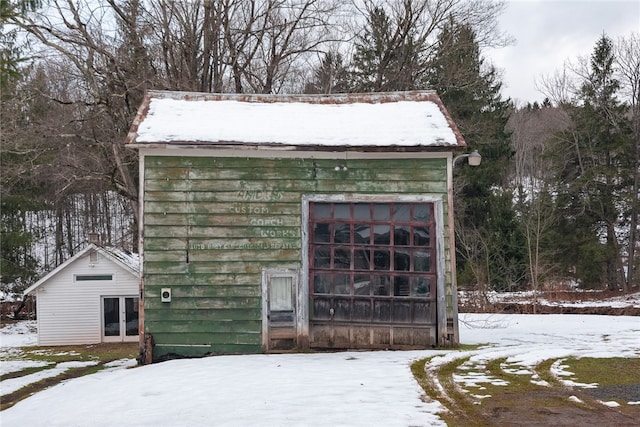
616,32,640,289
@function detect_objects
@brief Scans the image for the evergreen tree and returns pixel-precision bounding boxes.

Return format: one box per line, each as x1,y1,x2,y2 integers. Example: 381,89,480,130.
349,6,425,92
550,34,634,289
427,20,524,291
0,0,41,91
304,52,350,94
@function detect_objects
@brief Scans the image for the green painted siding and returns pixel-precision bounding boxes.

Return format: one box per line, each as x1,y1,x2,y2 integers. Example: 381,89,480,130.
143,156,451,359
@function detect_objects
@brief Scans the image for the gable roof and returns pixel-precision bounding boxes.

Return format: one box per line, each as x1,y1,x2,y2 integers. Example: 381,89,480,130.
125,90,466,151
23,244,139,296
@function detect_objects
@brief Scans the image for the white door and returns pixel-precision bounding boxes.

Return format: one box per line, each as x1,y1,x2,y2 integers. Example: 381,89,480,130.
262,270,298,351
102,296,139,342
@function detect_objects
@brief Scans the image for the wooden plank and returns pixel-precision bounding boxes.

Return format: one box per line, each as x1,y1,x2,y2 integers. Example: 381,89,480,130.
145,308,262,321
145,260,299,275
143,319,261,334
148,331,261,346
144,201,300,215
144,249,300,263
146,296,260,310
144,225,301,239
145,285,261,298
144,273,259,287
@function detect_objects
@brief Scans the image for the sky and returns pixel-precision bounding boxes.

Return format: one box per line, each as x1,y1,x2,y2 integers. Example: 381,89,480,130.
2,293,639,427
488,0,640,104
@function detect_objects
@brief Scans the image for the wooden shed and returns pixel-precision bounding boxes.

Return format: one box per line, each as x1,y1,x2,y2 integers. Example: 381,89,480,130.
126,90,466,361
23,243,140,346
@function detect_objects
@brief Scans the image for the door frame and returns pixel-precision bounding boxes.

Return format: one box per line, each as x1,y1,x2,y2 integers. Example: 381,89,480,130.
301,194,446,348
261,268,300,352
101,295,139,343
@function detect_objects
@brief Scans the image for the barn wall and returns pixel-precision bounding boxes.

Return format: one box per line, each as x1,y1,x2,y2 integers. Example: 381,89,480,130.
143,155,452,358
35,251,138,346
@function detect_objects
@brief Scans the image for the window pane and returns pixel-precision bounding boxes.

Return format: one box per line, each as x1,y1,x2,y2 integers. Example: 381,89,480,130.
313,204,331,218
77,275,113,281
354,204,370,220
334,248,351,269
354,249,370,270
314,248,330,268
103,298,120,336
314,274,330,293
354,275,371,295
373,204,390,221
393,204,410,221
334,274,350,294
413,277,431,297
334,223,351,243
270,277,293,311
394,250,410,271
414,251,431,272
394,226,410,246
314,223,331,243
373,275,390,296
354,224,371,244
125,297,139,336
394,276,410,296
373,225,390,245
413,204,431,222
373,250,390,270
414,226,430,246
334,203,350,219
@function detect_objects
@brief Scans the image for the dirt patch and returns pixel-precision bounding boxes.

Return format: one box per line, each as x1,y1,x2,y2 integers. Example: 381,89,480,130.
480,388,640,426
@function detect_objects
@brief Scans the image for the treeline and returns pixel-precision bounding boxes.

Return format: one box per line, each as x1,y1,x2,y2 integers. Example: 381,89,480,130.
0,0,638,294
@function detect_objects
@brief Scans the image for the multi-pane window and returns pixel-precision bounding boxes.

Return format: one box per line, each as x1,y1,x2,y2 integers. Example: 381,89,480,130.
310,202,435,299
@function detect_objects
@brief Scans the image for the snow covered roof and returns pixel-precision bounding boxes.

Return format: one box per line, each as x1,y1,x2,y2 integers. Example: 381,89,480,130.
125,91,466,150
23,244,139,296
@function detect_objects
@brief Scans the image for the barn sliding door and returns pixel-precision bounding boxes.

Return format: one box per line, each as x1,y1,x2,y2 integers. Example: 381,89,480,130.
308,201,438,349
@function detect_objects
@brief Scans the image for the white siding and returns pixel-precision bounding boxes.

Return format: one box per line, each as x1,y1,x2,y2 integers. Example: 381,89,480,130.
34,250,138,346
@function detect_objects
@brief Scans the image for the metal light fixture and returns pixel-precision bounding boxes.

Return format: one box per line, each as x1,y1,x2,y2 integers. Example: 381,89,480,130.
453,150,482,167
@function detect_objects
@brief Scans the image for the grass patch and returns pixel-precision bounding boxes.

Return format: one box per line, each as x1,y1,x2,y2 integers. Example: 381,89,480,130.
21,343,138,364
563,357,640,386
1,342,138,411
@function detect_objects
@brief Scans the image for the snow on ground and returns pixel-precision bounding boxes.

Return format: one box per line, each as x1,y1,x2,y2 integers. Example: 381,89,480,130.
0,320,37,348
2,313,639,427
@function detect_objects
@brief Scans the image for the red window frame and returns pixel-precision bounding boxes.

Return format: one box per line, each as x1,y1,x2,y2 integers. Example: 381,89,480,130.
309,202,436,300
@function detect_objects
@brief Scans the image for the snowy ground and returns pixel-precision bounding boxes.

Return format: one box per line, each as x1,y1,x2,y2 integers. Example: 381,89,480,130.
2,309,639,427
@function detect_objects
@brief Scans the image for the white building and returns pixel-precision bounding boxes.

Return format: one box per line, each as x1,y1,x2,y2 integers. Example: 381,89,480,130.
24,244,139,346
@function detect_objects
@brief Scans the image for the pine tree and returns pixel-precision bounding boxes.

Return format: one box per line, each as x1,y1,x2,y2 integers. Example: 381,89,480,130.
304,52,350,94
550,34,634,289
349,6,425,92
427,20,523,291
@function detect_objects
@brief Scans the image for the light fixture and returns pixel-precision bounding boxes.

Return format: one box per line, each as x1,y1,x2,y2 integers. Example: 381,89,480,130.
334,164,347,171
453,150,482,167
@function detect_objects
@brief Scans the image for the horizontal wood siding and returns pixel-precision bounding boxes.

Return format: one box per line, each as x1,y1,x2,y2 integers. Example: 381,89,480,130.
35,252,138,346
143,156,450,358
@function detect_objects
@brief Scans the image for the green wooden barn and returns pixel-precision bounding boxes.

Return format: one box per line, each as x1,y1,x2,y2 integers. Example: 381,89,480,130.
125,90,469,362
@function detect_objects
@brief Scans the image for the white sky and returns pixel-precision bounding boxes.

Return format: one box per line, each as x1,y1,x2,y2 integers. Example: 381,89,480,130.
488,0,640,104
